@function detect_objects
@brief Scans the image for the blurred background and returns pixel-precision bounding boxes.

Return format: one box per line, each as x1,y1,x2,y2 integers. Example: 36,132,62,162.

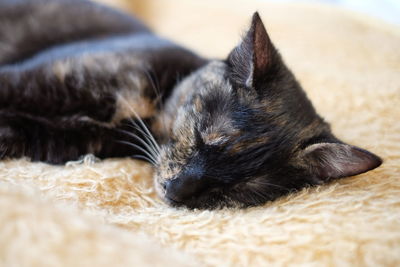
282,0,400,25
98,0,400,27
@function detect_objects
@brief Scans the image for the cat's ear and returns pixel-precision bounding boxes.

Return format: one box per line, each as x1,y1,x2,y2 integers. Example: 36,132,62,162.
301,143,382,182
227,12,277,87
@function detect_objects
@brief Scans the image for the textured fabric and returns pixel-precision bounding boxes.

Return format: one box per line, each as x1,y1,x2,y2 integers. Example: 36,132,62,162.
1,0,399,266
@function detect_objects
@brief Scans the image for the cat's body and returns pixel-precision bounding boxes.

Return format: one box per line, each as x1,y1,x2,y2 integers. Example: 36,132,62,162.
0,0,382,209
0,0,206,162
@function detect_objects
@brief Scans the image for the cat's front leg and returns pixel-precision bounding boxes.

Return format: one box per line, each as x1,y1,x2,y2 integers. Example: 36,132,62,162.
0,109,156,164
0,111,102,163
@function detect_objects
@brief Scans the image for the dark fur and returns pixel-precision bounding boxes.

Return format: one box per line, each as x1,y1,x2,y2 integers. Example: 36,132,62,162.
0,0,205,162
0,0,382,209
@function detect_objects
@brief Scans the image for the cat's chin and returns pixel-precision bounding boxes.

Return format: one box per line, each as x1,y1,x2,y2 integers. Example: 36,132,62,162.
153,179,166,201
156,189,244,210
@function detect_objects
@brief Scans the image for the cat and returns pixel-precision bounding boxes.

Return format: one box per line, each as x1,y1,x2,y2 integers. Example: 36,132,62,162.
0,0,382,209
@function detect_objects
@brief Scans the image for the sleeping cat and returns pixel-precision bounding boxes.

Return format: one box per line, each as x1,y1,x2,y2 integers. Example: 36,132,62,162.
0,0,382,209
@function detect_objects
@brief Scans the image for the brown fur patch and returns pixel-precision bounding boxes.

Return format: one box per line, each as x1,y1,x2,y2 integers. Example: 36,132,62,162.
229,136,269,154
52,60,72,83
201,132,227,145
194,97,202,112
113,91,156,124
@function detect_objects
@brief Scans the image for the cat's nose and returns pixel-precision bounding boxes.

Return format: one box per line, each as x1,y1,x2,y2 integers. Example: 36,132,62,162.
164,173,207,204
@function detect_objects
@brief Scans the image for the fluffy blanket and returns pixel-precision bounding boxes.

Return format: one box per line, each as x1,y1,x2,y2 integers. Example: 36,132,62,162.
1,0,399,266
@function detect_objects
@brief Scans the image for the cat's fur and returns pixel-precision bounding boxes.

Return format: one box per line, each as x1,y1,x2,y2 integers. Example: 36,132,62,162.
0,0,382,209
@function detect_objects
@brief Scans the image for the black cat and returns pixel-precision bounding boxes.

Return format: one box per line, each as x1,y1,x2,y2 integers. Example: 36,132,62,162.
0,0,382,209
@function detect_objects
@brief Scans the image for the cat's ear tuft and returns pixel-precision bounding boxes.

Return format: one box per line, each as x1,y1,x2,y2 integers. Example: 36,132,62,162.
302,143,382,182
227,12,277,87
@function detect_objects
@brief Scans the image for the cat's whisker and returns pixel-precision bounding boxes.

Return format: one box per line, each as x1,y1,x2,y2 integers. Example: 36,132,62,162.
143,67,163,107
119,128,158,157
117,128,159,158
251,180,291,193
132,154,157,165
121,120,153,146
136,119,161,152
141,67,170,137
248,188,271,203
115,134,157,165
124,119,160,157
117,97,161,154
116,140,157,165
121,102,161,153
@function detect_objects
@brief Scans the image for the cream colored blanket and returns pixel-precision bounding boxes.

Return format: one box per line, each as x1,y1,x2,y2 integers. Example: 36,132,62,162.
1,0,399,266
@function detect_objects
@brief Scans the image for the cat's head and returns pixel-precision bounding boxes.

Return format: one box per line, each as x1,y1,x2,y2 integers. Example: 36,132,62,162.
153,13,382,209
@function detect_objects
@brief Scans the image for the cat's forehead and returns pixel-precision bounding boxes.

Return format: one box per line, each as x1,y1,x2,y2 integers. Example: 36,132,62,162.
176,61,231,95
195,60,228,84
167,62,235,145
